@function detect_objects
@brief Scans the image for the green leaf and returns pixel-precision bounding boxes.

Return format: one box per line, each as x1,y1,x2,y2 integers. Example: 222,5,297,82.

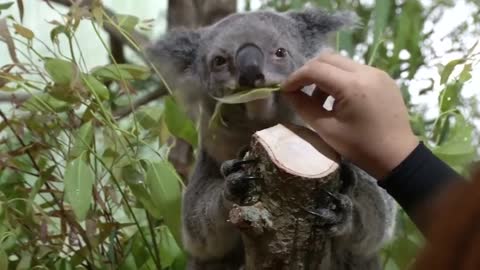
115,14,139,33
440,59,465,85
64,153,95,221
83,75,110,101
16,252,32,270
145,161,182,243
50,25,70,43
164,96,198,147
158,225,183,268
213,86,280,104
22,93,70,112
13,23,34,40
373,0,391,44
135,106,164,130
91,2,103,27
92,64,151,82
70,121,94,160
439,82,461,113
0,248,8,270
337,30,354,56
120,164,161,219
458,63,472,83
48,83,81,103
0,2,14,12
44,58,77,85
432,114,475,172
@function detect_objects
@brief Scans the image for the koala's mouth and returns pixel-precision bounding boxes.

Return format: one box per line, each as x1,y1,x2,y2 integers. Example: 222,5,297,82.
211,94,278,126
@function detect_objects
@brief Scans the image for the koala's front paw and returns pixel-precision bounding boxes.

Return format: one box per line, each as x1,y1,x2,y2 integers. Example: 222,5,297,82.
220,159,261,206
305,191,354,237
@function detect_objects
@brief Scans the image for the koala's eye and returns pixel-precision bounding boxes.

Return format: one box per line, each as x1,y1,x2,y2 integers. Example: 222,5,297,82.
275,48,288,58
213,56,227,67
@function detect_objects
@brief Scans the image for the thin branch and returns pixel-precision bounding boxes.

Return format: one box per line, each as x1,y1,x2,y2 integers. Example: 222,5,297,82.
44,0,150,54
0,92,30,104
0,109,96,265
113,86,168,119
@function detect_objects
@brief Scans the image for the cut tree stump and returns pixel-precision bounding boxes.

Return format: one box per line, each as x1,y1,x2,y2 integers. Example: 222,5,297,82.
228,124,343,270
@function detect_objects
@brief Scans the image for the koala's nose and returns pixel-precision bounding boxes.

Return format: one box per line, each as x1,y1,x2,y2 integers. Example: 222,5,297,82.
236,44,265,88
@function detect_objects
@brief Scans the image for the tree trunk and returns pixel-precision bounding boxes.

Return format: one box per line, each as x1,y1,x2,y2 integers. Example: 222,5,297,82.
167,0,237,29
229,124,343,269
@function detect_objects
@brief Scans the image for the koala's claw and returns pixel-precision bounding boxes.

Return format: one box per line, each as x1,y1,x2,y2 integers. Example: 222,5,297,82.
220,159,258,177
221,159,261,205
304,191,353,236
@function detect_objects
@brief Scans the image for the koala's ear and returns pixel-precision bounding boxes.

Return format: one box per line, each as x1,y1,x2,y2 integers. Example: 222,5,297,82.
146,29,201,76
287,8,359,55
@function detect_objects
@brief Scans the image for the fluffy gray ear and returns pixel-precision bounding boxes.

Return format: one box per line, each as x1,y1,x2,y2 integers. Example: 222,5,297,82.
287,8,359,56
146,29,201,77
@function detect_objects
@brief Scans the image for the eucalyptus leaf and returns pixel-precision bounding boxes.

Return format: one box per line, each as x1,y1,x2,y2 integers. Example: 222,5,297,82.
432,115,475,172
135,106,164,130
164,96,198,147
69,121,94,160
145,160,182,243
22,93,70,112
44,58,77,85
158,225,183,268
213,86,280,104
13,23,34,40
0,248,8,270
83,75,110,101
458,63,472,83
373,0,391,44
0,2,14,12
440,59,465,85
439,82,461,113
50,25,70,43
64,153,95,221
92,64,151,82
115,14,139,33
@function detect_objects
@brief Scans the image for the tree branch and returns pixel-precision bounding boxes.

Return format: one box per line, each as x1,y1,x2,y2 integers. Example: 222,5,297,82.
112,86,167,119
0,92,30,104
45,0,150,54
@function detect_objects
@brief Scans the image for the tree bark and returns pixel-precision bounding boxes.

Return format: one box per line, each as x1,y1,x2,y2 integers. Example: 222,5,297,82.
168,0,237,29
229,124,343,269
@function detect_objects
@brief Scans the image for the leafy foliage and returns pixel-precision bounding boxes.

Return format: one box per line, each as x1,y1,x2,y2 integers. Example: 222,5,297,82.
0,0,479,269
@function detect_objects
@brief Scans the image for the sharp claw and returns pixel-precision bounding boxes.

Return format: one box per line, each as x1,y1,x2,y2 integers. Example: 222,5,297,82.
241,176,262,181
321,189,341,202
233,159,258,167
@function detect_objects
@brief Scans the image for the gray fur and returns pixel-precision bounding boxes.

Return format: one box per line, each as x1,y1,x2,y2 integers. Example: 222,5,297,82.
147,7,396,270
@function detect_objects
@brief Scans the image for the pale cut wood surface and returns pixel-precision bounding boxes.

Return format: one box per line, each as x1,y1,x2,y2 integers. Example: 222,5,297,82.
253,124,339,178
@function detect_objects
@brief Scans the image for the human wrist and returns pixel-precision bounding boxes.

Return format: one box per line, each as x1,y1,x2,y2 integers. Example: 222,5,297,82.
373,134,420,180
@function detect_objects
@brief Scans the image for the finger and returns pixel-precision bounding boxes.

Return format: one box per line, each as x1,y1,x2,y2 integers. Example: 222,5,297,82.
281,61,353,98
315,52,364,72
282,91,334,124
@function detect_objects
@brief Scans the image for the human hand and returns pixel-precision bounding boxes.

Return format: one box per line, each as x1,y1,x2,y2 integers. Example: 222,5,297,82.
281,52,419,180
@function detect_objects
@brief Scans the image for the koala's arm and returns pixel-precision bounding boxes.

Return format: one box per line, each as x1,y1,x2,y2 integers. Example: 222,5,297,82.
181,151,241,260
341,163,397,257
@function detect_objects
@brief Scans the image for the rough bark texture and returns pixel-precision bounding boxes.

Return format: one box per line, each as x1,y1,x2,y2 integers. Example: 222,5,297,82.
229,125,343,270
168,0,237,29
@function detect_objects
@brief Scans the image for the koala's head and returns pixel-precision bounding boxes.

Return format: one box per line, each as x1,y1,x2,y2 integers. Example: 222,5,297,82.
147,8,356,127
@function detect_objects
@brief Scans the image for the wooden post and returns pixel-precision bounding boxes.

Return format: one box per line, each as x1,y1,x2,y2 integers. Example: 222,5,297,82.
228,124,343,269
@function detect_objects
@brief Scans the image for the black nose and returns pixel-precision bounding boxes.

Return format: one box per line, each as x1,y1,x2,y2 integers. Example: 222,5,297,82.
236,44,265,88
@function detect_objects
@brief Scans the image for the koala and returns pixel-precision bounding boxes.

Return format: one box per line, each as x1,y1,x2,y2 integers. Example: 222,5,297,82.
147,7,397,270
